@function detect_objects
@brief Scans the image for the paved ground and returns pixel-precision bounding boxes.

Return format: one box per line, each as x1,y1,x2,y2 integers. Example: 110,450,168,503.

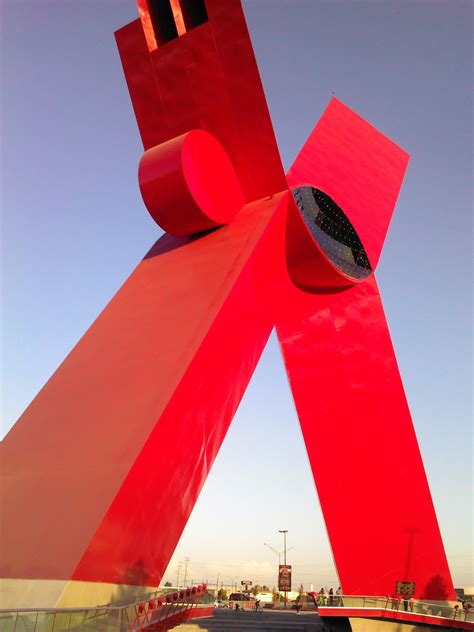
176,608,351,631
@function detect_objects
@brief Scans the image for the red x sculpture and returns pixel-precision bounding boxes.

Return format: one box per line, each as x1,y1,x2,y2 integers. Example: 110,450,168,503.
1,0,455,609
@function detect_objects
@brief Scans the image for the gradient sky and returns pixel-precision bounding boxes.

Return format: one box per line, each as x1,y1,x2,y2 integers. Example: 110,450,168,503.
1,0,472,591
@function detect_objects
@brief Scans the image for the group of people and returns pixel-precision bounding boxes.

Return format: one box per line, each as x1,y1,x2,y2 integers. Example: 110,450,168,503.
317,587,343,607
390,593,414,612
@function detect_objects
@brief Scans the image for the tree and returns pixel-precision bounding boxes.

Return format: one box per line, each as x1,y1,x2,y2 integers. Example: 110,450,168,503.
164,581,172,587
217,588,227,601
298,584,306,604
272,589,281,603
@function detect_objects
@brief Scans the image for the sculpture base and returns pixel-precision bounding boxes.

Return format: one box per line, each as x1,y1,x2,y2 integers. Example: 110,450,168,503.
0,578,157,609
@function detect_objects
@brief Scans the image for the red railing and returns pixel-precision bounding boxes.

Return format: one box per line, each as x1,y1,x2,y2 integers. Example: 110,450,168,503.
307,593,474,631
128,584,207,631
0,584,210,632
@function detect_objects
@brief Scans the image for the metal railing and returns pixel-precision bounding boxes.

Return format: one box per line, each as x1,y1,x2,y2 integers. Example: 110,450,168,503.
309,593,474,624
0,585,207,632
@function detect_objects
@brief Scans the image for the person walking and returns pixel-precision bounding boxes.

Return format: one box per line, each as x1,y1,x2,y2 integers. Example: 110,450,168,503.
336,586,342,606
328,588,334,606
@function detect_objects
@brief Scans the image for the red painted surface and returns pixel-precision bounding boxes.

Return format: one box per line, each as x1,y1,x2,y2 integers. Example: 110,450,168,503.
136,0,158,51
276,276,456,600
0,0,455,609
115,1,287,202
139,130,244,236
70,194,288,585
278,96,454,601
186,607,214,621
1,193,288,584
320,608,474,630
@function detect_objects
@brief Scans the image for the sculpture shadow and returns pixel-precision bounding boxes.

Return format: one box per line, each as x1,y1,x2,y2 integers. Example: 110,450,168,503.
111,559,153,606
144,226,220,260
422,574,450,616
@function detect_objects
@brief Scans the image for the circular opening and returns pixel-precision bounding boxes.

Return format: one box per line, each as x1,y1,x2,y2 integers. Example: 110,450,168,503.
292,186,372,280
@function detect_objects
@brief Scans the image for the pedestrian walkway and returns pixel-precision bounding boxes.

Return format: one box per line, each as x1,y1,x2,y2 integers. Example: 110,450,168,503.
316,594,474,631
174,609,347,631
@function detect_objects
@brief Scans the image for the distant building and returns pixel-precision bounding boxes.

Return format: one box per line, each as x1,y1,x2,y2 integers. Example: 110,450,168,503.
255,591,273,603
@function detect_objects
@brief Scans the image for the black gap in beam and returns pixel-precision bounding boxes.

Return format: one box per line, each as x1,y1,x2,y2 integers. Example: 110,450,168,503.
148,0,178,45
180,0,208,31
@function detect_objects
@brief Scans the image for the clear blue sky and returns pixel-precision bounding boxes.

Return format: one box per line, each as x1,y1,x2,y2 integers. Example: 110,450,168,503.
1,0,472,590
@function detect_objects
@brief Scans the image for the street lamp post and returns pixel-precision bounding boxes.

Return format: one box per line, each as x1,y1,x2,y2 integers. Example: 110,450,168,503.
264,541,295,609
279,530,288,609
176,563,182,589
183,557,190,588
264,542,281,565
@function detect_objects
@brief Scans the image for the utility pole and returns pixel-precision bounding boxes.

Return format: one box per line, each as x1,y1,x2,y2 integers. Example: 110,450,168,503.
176,563,182,589
279,530,288,609
183,557,190,588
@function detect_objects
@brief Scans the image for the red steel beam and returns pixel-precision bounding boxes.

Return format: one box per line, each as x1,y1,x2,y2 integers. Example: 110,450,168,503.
1,193,288,586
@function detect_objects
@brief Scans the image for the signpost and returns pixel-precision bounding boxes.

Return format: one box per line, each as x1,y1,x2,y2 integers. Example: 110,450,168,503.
279,530,289,609
241,580,252,592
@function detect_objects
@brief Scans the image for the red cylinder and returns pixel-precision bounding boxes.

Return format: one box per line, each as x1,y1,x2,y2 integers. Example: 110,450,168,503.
139,130,245,236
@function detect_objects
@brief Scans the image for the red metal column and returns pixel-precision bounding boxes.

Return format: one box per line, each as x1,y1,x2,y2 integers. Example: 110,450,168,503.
1,192,288,589
279,96,454,601
2,1,290,597
277,260,455,602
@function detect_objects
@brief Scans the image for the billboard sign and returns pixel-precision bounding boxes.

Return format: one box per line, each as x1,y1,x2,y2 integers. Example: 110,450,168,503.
278,565,292,592
396,581,415,596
